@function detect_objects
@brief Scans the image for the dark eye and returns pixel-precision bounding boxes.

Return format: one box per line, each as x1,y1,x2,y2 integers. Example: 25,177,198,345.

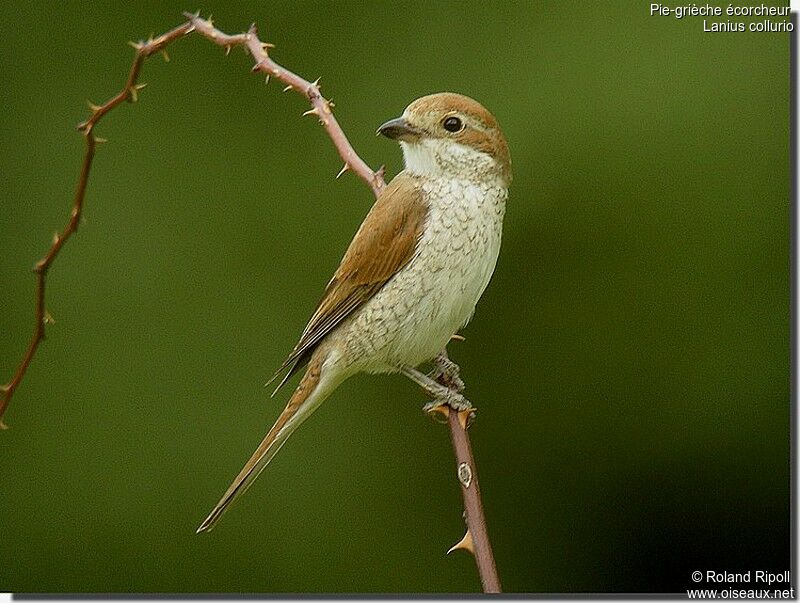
442,116,463,133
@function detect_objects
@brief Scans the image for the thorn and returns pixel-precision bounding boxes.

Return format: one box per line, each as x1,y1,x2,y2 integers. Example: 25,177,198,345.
447,530,474,555
94,136,108,144
336,164,349,179
248,22,258,35
251,60,267,72
458,408,476,430
302,108,319,117
0,419,8,430
327,99,336,108
428,405,450,420
282,84,293,93
87,100,102,112
127,40,143,51
161,49,170,62
450,334,465,342
43,311,55,326
185,25,196,35
264,75,270,85
52,232,60,245
129,83,147,103
224,45,231,56
261,41,275,49
311,77,321,88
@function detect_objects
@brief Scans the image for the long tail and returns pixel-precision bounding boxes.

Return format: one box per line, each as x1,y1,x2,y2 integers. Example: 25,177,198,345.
196,351,337,533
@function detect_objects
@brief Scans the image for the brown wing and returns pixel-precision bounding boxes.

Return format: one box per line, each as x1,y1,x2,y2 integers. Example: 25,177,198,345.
268,172,428,392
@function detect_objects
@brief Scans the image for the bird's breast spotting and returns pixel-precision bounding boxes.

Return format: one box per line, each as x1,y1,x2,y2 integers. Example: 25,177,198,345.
337,176,507,373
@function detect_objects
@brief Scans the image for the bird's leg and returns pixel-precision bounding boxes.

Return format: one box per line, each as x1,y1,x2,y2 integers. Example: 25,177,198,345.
400,365,472,413
429,349,465,393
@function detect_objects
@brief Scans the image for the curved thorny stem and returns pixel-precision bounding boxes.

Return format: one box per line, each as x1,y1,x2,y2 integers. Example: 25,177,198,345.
2,11,501,594
1,14,385,428
0,21,194,428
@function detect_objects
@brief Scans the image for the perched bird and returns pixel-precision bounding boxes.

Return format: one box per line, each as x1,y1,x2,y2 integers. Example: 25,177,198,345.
197,92,511,533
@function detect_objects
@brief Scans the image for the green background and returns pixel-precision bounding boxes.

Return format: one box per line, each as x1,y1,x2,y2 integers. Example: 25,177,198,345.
0,0,790,594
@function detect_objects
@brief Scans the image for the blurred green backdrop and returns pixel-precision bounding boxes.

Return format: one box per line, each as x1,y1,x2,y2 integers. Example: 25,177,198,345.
0,0,790,594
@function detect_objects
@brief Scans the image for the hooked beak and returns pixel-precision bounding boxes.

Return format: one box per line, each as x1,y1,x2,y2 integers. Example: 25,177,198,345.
377,117,423,141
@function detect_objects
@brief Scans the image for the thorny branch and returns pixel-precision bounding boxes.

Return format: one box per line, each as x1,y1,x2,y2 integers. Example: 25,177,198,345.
1,12,500,594
1,14,384,428
0,21,194,429
432,355,502,593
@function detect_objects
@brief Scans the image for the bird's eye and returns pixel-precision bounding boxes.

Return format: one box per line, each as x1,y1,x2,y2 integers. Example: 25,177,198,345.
442,116,463,133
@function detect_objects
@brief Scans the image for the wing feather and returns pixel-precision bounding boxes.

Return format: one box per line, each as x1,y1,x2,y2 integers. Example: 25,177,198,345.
268,172,427,390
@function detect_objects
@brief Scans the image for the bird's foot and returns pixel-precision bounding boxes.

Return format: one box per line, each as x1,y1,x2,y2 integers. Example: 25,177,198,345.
423,389,472,413
400,364,474,425
430,351,465,393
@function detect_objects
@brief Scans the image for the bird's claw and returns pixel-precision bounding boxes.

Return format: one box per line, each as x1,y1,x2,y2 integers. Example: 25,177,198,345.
423,390,472,413
430,353,465,393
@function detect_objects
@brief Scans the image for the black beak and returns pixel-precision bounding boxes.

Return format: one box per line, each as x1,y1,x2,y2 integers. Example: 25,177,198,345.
377,117,422,141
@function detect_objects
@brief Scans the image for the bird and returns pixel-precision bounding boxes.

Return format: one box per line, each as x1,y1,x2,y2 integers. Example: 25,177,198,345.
196,92,511,533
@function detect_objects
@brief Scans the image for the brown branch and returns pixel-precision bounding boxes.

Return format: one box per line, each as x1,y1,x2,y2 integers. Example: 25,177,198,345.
430,353,502,593
0,22,193,429
185,13,385,197
2,11,500,595
445,405,502,593
1,14,385,428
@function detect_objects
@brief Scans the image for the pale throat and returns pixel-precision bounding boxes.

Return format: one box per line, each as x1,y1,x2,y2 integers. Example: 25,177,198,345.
400,139,503,184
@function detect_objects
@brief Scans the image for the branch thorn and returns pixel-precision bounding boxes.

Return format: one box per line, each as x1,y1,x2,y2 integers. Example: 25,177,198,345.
264,75,270,85
302,108,319,117
87,100,102,112
427,405,450,420
282,84,293,93
128,83,147,103
127,40,143,51
447,530,474,556
450,334,465,342
43,311,55,326
374,165,387,186
261,41,275,49
94,136,108,144
161,49,170,62
336,163,349,179
224,45,231,56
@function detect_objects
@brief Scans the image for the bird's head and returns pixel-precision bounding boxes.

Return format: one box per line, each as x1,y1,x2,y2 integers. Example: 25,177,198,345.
378,92,511,186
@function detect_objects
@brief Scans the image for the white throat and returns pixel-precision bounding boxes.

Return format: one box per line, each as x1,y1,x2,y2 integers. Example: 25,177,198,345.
400,139,502,183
